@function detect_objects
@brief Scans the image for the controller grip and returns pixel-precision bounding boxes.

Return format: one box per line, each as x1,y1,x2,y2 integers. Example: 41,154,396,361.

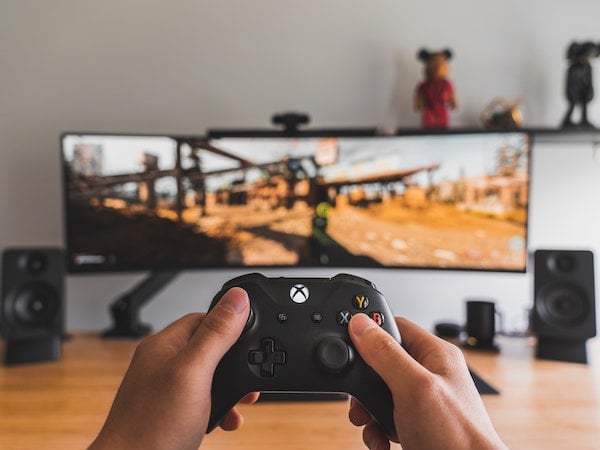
360,398,396,438
207,384,247,433
352,380,397,437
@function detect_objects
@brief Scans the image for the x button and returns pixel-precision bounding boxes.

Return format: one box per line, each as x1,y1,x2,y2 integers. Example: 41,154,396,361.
336,309,352,326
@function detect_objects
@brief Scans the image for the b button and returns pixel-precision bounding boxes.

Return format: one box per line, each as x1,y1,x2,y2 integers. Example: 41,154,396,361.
370,311,385,326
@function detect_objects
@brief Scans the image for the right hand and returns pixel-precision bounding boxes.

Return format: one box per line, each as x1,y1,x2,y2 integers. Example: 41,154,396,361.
347,314,507,450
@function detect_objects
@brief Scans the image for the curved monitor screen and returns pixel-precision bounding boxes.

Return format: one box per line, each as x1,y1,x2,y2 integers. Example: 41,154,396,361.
61,130,531,273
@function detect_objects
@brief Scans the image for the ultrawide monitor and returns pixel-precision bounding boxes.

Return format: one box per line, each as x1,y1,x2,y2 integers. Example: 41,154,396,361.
61,130,531,273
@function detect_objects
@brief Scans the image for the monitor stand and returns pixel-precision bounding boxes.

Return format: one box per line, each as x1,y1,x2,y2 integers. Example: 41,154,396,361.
102,271,180,339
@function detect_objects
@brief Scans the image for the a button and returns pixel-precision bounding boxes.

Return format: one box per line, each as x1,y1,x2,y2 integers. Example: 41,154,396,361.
352,295,370,310
315,336,354,373
311,312,323,323
336,310,352,326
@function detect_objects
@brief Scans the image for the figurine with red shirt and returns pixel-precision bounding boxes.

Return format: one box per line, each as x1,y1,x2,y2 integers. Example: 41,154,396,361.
414,48,457,128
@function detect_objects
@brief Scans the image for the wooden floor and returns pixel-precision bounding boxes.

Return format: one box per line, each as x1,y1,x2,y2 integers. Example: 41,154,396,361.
1,333,599,449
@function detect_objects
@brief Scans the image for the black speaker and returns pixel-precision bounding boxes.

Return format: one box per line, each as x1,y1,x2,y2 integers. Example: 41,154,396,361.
1,247,64,365
532,249,596,364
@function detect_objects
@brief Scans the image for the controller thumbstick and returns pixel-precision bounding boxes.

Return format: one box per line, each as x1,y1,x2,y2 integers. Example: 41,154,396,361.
244,305,255,332
316,336,354,373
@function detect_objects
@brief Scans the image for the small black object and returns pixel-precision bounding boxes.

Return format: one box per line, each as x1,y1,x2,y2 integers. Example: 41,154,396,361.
531,249,596,364
469,369,500,395
463,300,499,351
271,112,311,133
561,41,600,128
207,273,400,437
434,322,462,339
1,248,64,365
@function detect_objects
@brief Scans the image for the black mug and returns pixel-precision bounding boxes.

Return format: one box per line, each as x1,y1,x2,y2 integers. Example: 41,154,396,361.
464,300,499,350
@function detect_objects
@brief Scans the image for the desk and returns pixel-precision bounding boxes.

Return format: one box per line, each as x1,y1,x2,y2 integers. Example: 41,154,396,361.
1,334,599,450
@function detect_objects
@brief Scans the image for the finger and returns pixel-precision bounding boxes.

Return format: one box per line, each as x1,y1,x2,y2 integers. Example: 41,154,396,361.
239,392,260,404
160,312,205,341
348,314,427,392
181,287,250,373
219,408,244,431
362,421,391,450
218,392,260,431
348,398,372,426
395,317,452,363
136,313,205,360
395,317,468,375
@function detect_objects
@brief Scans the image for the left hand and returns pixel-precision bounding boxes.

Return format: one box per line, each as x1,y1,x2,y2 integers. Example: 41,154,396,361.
89,287,258,450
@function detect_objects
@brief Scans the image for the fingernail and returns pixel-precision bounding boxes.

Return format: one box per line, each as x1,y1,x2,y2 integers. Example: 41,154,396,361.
220,288,249,314
350,313,376,336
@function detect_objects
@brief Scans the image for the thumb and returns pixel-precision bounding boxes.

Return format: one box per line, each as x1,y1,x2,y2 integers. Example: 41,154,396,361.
348,313,426,393
183,287,250,374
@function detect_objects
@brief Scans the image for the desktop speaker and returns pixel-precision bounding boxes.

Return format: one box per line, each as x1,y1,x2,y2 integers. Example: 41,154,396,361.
531,249,596,364
0,247,64,365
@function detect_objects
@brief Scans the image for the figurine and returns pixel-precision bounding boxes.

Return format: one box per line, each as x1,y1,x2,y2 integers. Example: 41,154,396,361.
561,41,600,128
480,97,524,130
414,48,457,128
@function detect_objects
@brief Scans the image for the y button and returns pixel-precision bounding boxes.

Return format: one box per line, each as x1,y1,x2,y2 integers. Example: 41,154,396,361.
352,295,370,310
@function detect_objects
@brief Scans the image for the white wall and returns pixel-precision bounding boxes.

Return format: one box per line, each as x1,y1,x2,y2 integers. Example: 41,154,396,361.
0,1,599,332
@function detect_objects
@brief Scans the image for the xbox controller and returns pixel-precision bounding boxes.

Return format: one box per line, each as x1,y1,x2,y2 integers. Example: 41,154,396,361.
206,273,400,437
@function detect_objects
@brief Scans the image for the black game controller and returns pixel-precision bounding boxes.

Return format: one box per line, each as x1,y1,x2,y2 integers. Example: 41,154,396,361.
207,273,401,437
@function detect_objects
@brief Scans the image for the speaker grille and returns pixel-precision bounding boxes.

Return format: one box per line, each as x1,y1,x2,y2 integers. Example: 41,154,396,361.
535,282,588,326
10,282,61,327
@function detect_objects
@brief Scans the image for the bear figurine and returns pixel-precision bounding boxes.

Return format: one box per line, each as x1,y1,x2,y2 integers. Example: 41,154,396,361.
414,48,457,128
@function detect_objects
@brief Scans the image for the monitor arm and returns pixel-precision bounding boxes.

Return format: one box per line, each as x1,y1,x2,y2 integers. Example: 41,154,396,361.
102,271,180,339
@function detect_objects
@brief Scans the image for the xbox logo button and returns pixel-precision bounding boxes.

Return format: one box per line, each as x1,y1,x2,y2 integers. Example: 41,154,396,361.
290,284,309,303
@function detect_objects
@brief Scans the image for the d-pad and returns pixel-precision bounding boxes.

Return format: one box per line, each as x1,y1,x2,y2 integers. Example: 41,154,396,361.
248,338,287,377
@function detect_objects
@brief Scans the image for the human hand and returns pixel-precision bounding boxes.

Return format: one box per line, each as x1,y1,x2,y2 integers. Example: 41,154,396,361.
89,287,259,450
347,314,507,450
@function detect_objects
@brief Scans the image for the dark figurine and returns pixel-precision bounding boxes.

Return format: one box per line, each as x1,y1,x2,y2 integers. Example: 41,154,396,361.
414,48,457,128
561,41,600,128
